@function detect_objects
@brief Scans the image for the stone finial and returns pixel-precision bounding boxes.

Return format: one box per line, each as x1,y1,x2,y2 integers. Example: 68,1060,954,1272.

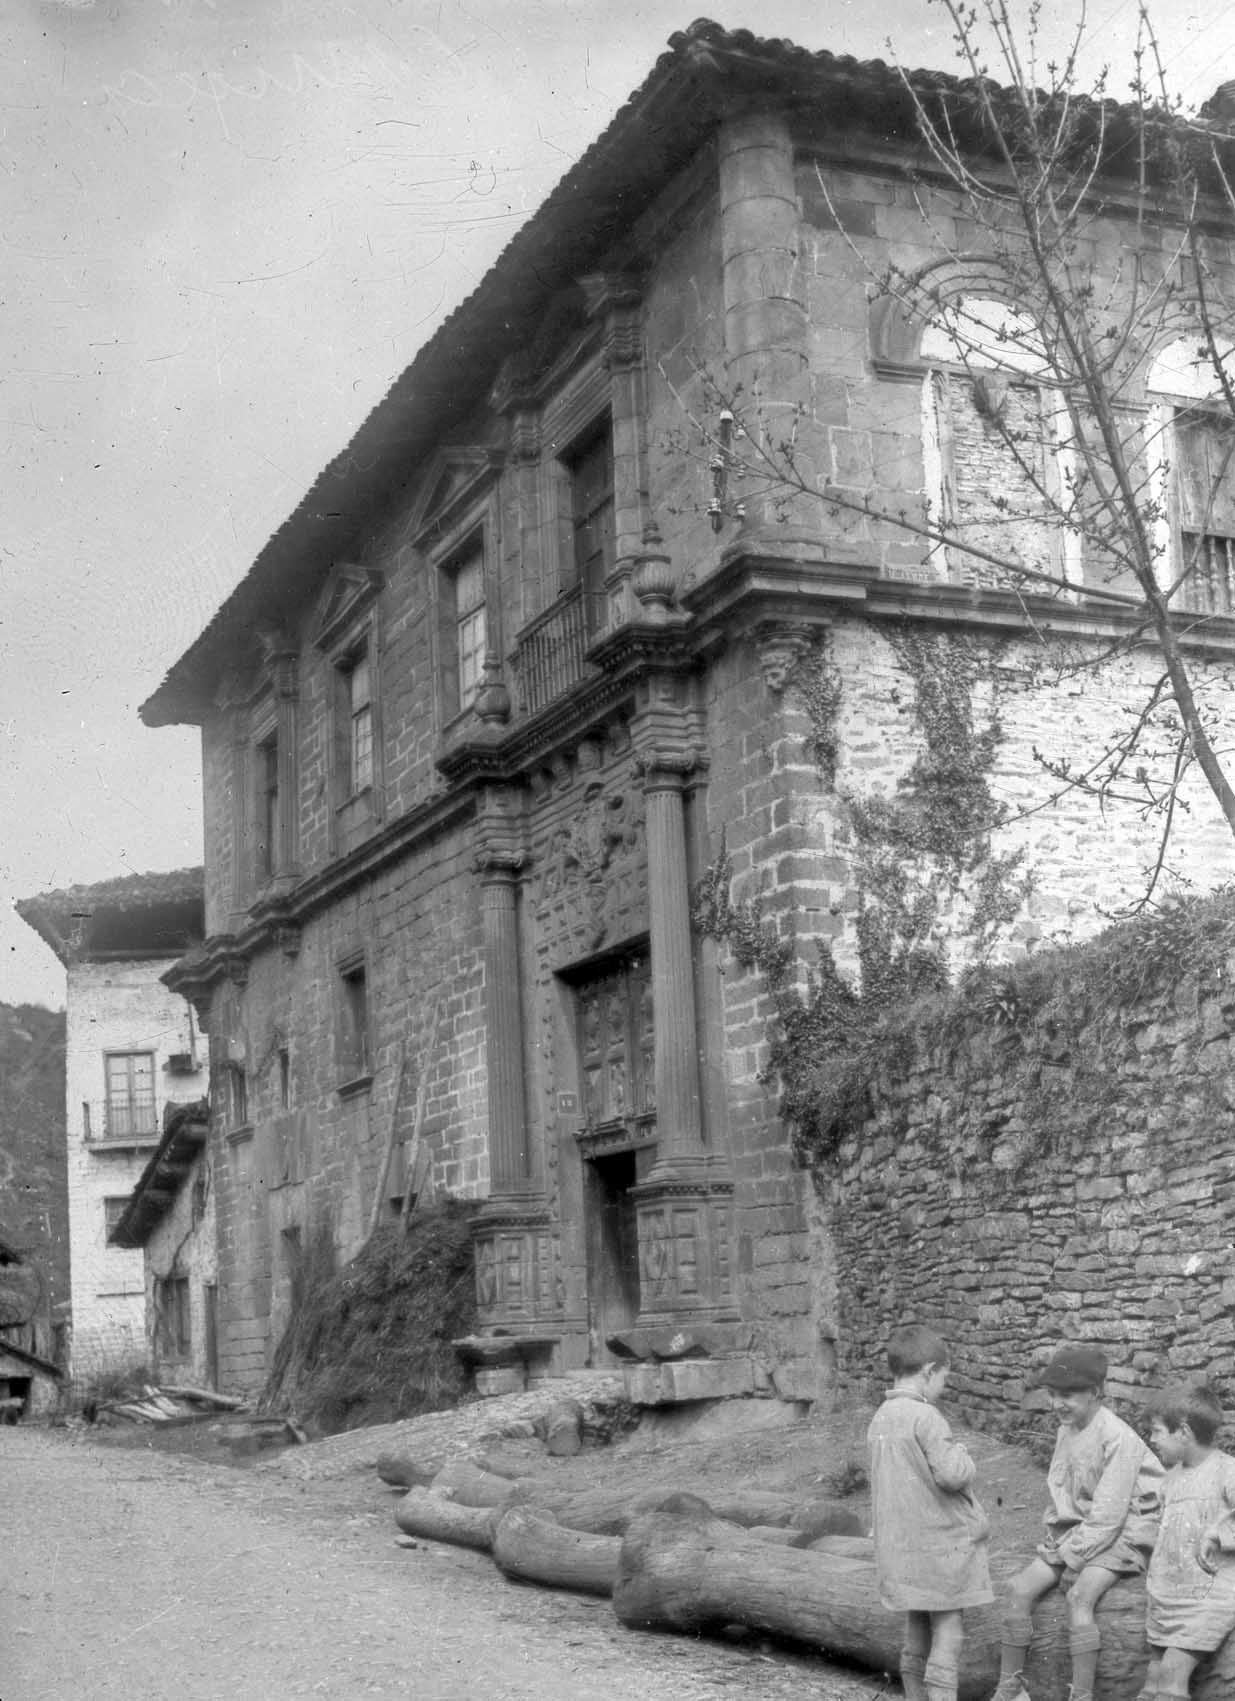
632,537,677,623
472,653,511,726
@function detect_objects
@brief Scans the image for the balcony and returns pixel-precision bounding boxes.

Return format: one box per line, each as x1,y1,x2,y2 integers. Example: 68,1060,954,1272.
82,1096,161,1150
1180,534,1235,617
510,587,606,717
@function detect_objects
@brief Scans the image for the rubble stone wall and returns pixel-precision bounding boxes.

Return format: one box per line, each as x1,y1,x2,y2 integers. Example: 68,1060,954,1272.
829,941,1235,1435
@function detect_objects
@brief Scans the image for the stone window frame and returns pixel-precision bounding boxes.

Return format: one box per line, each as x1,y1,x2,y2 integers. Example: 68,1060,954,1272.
437,526,490,723
335,947,373,1097
419,484,501,734
312,563,386,859
251,706,281,887
871,283,1080,592
327,613,385,856
538,359,617,626
1145,336,1235,613
222,1060,249,1132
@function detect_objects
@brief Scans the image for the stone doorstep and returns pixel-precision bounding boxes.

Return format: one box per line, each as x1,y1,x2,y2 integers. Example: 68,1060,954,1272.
622,1354,764,1405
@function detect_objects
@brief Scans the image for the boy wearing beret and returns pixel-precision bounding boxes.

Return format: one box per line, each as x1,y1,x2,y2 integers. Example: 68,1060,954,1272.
989,1344,1164,1701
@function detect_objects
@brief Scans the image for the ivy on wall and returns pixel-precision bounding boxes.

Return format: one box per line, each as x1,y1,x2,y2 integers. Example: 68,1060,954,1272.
695,623,1034,1162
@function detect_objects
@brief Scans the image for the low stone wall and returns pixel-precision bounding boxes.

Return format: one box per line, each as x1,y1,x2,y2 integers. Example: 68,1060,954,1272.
829,915,1235,1438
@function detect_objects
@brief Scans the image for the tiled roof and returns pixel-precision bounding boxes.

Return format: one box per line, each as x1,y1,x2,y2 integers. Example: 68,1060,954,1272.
138,19,1226,727
15,867,205,966
107,1099,210,1250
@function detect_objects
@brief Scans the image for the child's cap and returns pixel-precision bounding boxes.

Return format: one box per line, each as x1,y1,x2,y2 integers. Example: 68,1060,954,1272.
1039,1345,1107,1390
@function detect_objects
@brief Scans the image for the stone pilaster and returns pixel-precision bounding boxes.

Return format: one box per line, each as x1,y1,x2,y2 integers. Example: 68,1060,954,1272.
717,109,821,553
580,271,651,627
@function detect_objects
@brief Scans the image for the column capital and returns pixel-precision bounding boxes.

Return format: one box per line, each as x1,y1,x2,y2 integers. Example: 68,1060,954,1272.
634,745,709,793
474,847,525,881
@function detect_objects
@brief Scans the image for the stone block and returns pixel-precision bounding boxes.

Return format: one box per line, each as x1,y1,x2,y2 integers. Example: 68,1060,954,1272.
622,1355,758,1405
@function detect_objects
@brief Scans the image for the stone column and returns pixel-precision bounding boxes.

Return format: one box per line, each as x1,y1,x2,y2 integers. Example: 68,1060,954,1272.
628,713,737,1332
641,750,705,1169
469,794,557,1351
479,850,532,1196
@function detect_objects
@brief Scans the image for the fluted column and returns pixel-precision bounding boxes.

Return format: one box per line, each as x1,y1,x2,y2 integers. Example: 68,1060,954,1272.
469,792,557,1347
479,851,532,1196
629,729,737,1329
641,751,705,1170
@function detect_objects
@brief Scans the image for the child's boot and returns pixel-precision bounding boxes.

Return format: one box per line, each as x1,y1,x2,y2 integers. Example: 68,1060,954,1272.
924,1658,959,1701
1067,1623,1102,1701
899,1650,929,1701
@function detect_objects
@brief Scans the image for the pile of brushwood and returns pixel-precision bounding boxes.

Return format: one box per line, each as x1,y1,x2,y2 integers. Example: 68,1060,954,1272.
261,1199,479,1433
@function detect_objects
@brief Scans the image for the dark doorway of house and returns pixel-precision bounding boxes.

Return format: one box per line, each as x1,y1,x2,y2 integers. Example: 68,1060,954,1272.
585,1148,641,1361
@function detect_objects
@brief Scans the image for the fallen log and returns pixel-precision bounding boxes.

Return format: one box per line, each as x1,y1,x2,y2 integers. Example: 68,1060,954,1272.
394,1489,499,1551
612,1500,1235,1701
516,1482,860,1539
429,1457,518,1508
376,1453,440,1489
539,1398,583,1458
492,1503,620,1596
470,1443,547,1480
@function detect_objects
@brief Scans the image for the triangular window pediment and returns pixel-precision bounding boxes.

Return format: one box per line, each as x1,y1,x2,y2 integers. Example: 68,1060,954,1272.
313,562,385,652
412,447,502,544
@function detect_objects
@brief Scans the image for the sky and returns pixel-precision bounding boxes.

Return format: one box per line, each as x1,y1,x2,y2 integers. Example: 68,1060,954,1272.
4,0,1235,1010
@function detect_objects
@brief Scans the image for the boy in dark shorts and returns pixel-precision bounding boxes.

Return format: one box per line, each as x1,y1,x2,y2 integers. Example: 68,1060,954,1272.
988,1344,1164,1701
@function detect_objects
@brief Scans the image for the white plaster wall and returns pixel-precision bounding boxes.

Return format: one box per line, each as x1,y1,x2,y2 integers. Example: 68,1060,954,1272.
801,618,1235,980
64,958,207,1380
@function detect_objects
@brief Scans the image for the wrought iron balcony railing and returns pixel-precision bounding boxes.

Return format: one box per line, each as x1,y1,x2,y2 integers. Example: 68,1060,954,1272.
510,586,606,717
82,1095,161,1146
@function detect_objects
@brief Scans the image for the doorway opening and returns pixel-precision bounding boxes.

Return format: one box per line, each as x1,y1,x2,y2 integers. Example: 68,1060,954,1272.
584,1148,643,1360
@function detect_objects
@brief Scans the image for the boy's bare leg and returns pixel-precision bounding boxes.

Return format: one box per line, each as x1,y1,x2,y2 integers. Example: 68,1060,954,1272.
924,1608,964,1701
1156,1646,1199,1701
989,1558,1061,1699
899,1609,931,1701
1136,1648,1163,1700
1064,1565,1123,1700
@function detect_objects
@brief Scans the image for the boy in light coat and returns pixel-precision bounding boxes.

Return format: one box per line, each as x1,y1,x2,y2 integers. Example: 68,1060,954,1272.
868,1322,994,1701
989,1344,1164,1701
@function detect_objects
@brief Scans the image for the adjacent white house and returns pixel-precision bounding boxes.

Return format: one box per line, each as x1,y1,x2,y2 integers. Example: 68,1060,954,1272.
17,870,205,1381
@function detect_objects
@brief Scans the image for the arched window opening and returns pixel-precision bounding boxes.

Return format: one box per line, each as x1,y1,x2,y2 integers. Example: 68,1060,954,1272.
1146,337,1235,615
919,296,1075,591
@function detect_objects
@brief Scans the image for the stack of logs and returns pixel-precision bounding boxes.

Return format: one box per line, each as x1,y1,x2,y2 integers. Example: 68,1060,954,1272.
383,1400,1235,1701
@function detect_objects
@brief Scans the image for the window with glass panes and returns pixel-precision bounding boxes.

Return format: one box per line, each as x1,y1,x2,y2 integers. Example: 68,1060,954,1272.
453,548,487,708
104,1052,156,1137
344,648,374,793
567,423,615,596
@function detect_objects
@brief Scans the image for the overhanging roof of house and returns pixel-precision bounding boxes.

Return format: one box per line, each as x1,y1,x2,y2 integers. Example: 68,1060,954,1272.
108,1099,210,1251
15,867,205,967
139,19,1234,729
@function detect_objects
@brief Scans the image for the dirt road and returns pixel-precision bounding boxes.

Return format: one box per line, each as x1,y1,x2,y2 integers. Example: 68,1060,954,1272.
2,1428,880,1701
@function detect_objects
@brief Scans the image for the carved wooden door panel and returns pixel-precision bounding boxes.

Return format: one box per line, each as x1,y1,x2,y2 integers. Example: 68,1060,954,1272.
577,957,653,1137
